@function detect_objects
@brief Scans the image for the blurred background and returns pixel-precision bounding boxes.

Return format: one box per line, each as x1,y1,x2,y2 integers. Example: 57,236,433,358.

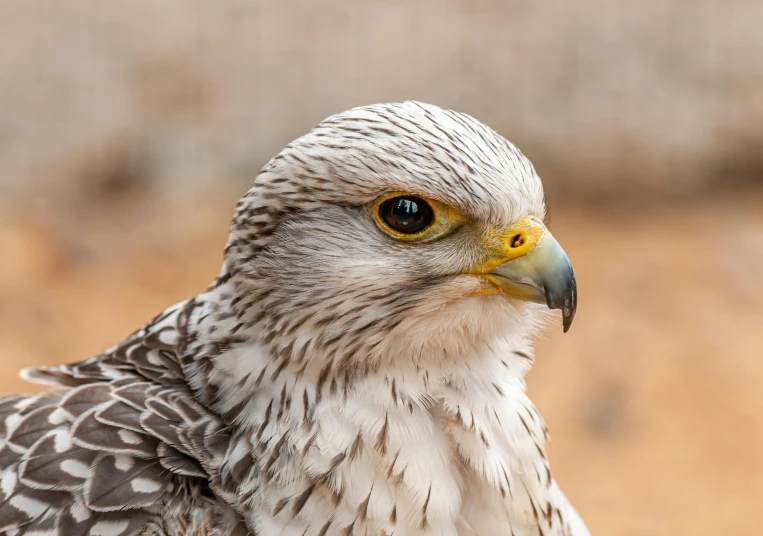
1,1,762,533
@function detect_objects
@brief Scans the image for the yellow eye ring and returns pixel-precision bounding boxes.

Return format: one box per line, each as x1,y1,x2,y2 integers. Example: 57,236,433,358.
370,193,464,242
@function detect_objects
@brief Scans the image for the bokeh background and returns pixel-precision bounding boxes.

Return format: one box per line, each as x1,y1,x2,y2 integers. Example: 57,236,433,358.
1,1,762,534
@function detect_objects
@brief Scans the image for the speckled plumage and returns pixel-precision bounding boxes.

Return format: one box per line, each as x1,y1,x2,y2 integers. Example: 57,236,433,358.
0,102,588,536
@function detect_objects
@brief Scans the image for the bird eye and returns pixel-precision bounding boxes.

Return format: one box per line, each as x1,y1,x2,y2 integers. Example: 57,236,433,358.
378,196,435,235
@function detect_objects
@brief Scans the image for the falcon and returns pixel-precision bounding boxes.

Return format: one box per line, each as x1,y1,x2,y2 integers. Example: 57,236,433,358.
0,102,588,536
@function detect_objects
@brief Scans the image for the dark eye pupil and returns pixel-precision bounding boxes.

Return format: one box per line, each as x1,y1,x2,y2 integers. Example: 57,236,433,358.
379,196,434,234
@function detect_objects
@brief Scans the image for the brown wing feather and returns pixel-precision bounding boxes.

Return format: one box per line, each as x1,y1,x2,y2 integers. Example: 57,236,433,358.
0,298,245,535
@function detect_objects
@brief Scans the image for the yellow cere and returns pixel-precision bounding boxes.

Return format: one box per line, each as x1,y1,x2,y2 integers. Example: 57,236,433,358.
371,193,467,242
470,216,548,274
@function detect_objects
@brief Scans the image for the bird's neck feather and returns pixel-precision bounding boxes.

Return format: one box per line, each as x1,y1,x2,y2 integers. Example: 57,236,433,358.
193,282,541,433
185,284,568,534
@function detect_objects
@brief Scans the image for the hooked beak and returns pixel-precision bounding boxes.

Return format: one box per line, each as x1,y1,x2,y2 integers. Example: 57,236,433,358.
475,217,577,332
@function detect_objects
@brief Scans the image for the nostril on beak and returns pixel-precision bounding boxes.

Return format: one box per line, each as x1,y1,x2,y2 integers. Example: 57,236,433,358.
509,234,525,248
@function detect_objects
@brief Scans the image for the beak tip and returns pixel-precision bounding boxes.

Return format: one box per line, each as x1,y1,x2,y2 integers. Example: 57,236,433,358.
562,287,577,333
562,312,574,333
547,279,576,333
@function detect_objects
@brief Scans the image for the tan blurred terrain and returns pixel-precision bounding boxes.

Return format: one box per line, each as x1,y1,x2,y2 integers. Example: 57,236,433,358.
2,0,763,209
2,190,762,535
1,1,763,534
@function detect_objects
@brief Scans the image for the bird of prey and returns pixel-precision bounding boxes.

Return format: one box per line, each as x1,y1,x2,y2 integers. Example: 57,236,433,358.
0,102,587,536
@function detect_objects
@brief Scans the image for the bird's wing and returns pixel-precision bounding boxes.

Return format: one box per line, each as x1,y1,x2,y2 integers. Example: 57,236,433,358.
0,376,242,535
21,298,201,389
0,299,247,535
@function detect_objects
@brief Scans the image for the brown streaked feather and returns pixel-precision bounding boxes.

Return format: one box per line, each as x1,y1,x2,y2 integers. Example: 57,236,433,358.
71,409,159,459
84,454,167,512
17,430,96,491
5,405,61,452
59,384,112,420
94,400,145,433
156,443,207,479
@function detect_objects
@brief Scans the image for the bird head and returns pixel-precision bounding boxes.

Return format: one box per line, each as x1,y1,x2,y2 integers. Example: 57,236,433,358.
222,102,576,368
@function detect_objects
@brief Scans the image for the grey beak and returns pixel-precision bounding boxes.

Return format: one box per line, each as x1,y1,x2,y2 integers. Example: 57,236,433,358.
487,232,577,332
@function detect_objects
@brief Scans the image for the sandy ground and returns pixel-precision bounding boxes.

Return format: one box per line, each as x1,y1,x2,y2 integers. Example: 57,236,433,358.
1,191,762,535
4,0,763,206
